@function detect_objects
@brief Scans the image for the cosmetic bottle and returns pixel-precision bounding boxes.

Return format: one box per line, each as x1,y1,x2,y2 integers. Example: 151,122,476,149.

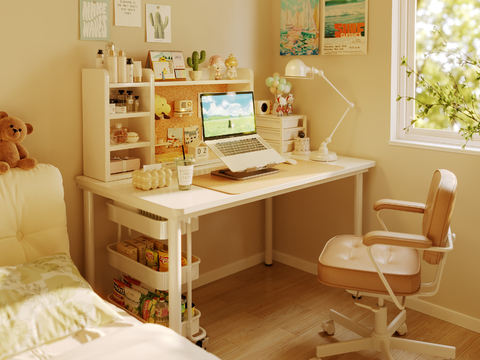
105,42,117,83
126,90,134,113
133,61,142,82
118,48,127,83
116,90,126,114
96,50,105,68
126,58,134,83
110,122,128,145
134,96,140,112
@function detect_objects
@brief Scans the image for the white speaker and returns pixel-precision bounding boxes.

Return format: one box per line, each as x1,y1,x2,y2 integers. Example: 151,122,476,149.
255,100,272,115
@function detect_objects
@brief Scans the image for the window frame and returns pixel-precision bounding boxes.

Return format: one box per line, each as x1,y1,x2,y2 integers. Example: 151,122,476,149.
390,0,480,155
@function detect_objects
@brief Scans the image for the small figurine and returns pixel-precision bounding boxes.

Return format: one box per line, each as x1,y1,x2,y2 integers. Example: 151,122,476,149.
275,95,287,117
208,55,225,80
225,54,238,80
285,94,294,115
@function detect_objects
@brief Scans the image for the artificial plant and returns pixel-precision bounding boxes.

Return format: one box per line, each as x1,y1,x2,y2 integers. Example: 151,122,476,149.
187,51,206,72
149,11,169,39
397,28,480,146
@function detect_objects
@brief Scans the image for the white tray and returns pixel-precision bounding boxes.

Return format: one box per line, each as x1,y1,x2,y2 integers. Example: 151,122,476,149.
107,243,200,290
107,202,199,240
107,294,201,337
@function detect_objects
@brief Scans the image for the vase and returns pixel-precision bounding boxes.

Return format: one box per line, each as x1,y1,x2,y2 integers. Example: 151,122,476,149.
189,71,203,81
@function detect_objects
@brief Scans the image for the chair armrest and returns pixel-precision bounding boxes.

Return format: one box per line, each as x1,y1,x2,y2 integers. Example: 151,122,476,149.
373,199,425,213
364,230,432,248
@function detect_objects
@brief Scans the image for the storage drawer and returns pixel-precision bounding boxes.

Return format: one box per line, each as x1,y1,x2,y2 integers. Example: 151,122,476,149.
256,115,304,129
107,294,201,337
265,139,294,154
107,243,200,290
258,126,304,141
107,202,199,240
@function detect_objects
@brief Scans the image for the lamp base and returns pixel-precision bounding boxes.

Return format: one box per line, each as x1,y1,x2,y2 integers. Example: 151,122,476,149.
309,150,337,162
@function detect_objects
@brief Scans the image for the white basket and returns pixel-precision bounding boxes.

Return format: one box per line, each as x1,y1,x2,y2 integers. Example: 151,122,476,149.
107,243,200,290
107,202,199,240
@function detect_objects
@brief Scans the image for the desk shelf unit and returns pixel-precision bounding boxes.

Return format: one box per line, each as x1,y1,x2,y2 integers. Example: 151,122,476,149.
256,114,307,155
82,68,254,182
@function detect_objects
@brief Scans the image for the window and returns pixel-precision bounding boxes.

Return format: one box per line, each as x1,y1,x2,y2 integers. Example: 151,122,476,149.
391,0,480,154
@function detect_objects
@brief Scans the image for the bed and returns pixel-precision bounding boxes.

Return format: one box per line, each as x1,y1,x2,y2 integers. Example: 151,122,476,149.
0,164,220,360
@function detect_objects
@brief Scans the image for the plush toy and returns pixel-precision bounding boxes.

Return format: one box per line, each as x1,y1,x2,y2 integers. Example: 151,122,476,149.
0,111,37,175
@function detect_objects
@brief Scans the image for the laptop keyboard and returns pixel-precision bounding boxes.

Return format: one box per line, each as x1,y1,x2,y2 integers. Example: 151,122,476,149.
215,138,267,157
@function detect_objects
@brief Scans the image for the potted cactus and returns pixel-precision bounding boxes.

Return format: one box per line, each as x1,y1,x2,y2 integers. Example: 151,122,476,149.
187,50,206,81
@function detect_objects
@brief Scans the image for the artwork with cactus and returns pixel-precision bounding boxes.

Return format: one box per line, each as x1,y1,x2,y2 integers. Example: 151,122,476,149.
146,4,171,43
187,51,206,71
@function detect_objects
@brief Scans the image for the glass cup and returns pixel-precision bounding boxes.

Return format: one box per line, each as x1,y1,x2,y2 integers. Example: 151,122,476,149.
174,155,195,191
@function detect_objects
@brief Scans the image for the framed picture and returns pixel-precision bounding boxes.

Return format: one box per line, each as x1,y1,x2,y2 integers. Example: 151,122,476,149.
147,51,186,81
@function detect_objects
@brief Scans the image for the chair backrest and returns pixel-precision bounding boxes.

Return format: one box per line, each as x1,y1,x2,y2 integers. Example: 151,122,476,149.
422,169,457,265
0,164,70,266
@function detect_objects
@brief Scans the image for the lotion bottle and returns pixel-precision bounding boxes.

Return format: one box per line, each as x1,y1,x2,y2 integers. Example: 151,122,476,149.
105,42,117,83
118,48,127,83
126,58,134,83
95,50,105,68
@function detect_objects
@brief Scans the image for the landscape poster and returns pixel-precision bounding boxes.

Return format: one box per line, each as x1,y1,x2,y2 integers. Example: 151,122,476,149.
280,0,320,56
321,0,368,55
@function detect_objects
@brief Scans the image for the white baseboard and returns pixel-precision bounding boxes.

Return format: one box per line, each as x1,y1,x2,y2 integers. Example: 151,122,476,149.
189,250,480,333
191,253,265,289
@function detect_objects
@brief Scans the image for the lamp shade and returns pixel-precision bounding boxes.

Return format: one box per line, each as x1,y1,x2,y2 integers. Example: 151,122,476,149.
285,59,311,78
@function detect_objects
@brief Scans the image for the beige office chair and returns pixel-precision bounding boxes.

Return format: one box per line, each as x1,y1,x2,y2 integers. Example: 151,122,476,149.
312,169,458,360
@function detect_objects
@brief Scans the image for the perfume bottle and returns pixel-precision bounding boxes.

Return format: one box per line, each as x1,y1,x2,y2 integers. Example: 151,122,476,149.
126,90,134,113
110,123,128,145
134,96,140,112
116,90,126,114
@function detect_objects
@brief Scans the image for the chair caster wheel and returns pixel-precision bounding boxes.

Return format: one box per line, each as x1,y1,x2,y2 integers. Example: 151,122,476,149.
322,320,335,335
196,335,209,349
396,323,407,336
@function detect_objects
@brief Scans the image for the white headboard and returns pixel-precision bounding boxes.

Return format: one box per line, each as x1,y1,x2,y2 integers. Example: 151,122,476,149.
0,164,70,266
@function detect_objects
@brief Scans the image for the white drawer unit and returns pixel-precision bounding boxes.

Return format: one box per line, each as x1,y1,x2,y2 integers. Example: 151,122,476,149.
256,114,307,155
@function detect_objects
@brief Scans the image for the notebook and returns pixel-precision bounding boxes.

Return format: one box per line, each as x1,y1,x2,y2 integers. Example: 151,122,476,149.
199,91,285,173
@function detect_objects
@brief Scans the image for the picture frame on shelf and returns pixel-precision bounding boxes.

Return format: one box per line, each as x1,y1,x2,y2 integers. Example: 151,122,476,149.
146,50,187,81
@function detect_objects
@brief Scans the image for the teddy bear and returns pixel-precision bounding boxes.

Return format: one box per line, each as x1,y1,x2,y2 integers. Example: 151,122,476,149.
0,111,37,175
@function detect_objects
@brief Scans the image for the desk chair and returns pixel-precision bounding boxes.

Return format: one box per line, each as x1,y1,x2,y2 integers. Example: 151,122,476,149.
312,169,457,360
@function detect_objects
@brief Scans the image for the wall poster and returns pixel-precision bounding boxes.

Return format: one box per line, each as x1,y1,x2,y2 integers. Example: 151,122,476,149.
146,4,171,43
280,0,320,56
321,0,368,55
114,0,141,27
79,0,110,41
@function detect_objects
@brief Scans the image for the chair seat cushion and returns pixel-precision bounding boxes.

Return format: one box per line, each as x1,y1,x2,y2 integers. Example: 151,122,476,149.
318,235,421,296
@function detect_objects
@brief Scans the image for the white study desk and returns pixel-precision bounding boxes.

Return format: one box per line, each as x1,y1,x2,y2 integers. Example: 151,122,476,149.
76,155,375,335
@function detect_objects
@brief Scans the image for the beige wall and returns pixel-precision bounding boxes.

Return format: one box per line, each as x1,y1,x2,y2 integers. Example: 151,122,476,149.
2,0,479,323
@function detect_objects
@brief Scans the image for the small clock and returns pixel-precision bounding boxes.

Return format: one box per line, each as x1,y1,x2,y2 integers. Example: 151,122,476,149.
188,139,209,161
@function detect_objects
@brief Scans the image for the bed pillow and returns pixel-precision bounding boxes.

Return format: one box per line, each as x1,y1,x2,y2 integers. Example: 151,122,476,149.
0,253,121,359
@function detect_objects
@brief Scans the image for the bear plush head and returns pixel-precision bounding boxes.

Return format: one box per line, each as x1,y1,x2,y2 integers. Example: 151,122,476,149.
0,111,37,175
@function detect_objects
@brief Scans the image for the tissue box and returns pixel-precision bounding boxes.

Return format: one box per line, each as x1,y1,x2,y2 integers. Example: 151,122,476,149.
110,157,140,174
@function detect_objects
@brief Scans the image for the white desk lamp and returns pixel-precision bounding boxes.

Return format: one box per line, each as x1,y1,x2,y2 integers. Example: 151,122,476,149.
285,59,354,162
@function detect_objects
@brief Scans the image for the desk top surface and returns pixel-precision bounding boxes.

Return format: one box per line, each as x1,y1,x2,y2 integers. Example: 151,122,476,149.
76,156,375,219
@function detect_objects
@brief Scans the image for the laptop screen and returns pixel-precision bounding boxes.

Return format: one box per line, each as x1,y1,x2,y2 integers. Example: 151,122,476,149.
200,91,256,141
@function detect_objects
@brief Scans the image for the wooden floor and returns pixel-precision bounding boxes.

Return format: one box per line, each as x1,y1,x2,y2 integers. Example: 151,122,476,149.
192,262,480,360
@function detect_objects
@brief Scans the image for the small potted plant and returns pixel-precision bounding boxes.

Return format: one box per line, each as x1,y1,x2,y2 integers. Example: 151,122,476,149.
187,50,206,81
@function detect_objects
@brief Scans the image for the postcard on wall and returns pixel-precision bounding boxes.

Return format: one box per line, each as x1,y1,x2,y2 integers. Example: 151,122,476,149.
167,128,184,148
114,0,141,27
80,0,110,41
280,0,320,56
184,125,199,145
321,0,368,55
146,4,171,43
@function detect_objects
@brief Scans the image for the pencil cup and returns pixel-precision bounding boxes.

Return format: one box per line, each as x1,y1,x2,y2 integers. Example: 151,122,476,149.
175,155,195,191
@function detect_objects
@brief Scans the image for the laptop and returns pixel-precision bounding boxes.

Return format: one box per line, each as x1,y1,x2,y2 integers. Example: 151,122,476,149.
199,91,285,174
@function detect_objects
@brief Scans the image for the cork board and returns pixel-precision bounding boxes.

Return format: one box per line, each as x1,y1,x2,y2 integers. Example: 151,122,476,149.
154,84,228,163
192,160,345,195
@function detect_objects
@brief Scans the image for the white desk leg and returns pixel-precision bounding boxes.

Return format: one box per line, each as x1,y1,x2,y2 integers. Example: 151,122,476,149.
353,173,363,236
265,198,273,266
168,218,183,335
83,190,95,289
